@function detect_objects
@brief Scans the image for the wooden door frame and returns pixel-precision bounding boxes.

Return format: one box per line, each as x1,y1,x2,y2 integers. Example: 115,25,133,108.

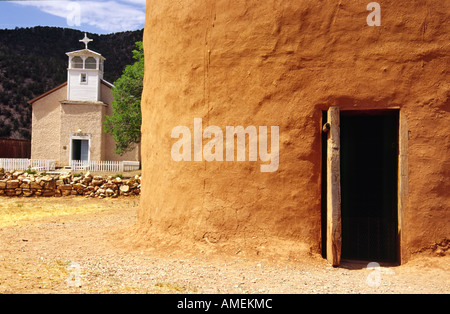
326,107,342,266
322,107,407,266
397,111,408,264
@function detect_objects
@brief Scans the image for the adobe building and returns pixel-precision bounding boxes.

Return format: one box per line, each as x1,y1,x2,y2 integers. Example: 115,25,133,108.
29,34,140,167
138,1,449,265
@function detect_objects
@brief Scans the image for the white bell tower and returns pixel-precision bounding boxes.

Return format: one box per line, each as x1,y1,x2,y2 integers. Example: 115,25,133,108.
66,33,106,101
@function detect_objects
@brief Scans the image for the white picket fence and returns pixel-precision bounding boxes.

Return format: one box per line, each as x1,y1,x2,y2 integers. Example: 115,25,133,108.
0,158,139,173
0,158,56,172
122,161,141,172
70,160,140,172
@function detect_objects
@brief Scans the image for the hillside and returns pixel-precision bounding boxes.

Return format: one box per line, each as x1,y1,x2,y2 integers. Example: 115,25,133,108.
0,26,143,140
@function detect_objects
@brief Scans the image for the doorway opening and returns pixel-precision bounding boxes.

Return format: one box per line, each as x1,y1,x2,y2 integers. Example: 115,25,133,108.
322,109,399,264
71,139,89,161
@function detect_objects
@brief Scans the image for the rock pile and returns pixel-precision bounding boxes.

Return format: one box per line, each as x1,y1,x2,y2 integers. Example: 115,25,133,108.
0,168,140,198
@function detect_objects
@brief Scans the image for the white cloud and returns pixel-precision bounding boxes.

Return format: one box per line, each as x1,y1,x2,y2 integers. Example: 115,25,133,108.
13,0,146,33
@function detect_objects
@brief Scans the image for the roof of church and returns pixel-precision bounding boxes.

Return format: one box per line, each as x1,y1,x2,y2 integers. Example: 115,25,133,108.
60,99,108,106
28,82,67,105
66,49,106,60
28,79,114,105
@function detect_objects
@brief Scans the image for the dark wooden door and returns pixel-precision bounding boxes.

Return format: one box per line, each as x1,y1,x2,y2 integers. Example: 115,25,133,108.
340,110,399,263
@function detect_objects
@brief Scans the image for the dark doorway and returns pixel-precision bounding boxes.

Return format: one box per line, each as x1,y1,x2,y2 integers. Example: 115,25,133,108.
340,110,399,263
71,139,89,161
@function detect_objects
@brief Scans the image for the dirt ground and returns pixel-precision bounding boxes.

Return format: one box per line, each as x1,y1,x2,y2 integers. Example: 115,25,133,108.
0,196,448,294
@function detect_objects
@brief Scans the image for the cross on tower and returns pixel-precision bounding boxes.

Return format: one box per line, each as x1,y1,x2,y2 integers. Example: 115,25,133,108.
79,33,93,49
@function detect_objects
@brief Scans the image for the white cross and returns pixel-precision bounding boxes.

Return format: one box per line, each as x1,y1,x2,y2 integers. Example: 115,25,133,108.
79,33,93,49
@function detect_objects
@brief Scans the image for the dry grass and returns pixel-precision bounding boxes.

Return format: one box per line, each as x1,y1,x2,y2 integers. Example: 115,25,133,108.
154,282,197,293
0,196,140,293
0,257,72,292
0,196,133,228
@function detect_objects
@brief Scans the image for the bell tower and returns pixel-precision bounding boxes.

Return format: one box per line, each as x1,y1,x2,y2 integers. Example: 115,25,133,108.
66,33,106,101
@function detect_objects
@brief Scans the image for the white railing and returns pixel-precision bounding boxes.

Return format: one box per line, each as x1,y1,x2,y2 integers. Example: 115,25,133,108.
0,159,139,173
70,160,140,172
122,161,141,172
0,158,56,172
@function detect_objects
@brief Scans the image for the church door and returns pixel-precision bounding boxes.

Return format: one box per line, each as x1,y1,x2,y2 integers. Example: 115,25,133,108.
71,139,89,161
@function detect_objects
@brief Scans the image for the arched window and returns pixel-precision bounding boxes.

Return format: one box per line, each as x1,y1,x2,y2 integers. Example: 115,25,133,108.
85,57,97,69
72,56,83,69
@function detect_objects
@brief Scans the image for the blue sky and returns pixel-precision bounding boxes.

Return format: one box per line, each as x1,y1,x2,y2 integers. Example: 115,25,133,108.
0,0,146,34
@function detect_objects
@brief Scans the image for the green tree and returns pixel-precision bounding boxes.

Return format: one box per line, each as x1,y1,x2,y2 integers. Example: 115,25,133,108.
104,41,144,154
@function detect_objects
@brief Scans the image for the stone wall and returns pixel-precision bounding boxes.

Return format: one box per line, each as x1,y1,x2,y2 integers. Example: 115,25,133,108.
0,168,140,198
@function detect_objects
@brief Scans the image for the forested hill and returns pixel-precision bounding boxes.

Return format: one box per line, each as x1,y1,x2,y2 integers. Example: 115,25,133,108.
0,26,144,140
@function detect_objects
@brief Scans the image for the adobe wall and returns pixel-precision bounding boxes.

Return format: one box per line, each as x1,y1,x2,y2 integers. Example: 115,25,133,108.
59,101,106,165
139,0,449,259
31,86,64,164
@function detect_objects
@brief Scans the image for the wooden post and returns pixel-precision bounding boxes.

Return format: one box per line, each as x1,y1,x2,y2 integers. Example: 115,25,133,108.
327,107,342,266
398,111,408,264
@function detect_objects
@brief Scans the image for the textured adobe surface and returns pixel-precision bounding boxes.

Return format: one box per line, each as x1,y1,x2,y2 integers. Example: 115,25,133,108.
138,0,449,260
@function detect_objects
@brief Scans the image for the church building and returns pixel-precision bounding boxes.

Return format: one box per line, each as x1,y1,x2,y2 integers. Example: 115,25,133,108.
29,34,140,167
